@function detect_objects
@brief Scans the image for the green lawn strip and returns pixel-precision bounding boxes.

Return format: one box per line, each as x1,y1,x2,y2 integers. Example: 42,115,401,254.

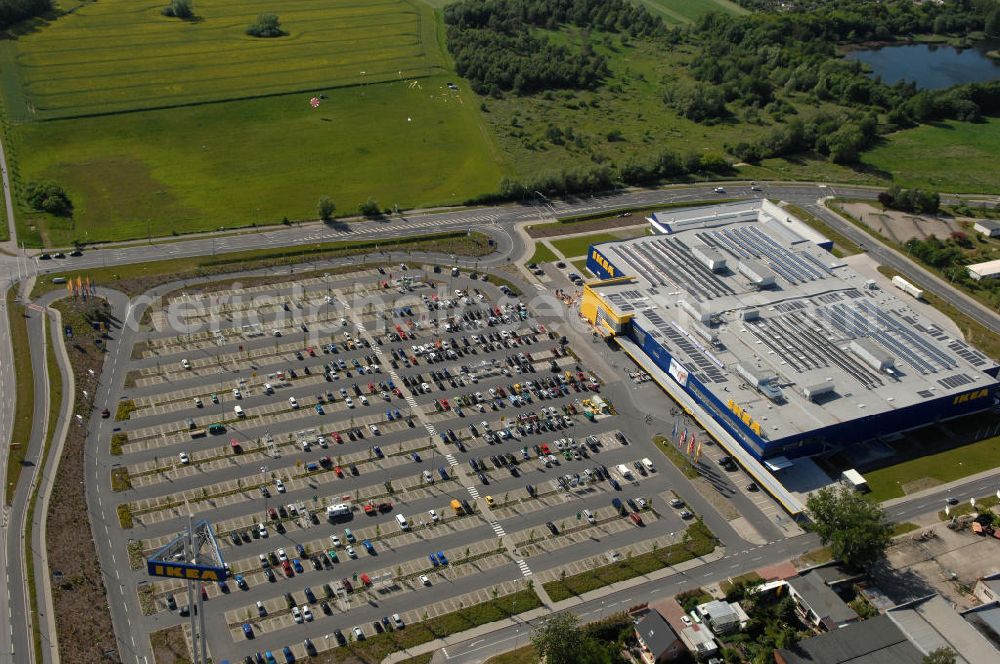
317,589,542,663
4,286,34,503
865,432,1000,502
543,520,716,602
24,320,59,662
550,232,621,259
798,546,833,567
938,495,999,521
653,435,700,480
485,645,538,664
110,467,131,493
117,504,134,529
528,242,558,264
875,266,1000,359
891,522,920,537
114,399,136,421
781,203,862,257
479,272,523,296
110,432,127,456
571,259,591,276
32,230,494,298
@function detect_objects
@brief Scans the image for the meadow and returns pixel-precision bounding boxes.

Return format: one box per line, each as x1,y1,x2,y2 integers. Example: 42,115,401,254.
861,118,1000,194
4,0,446,119
13,74,507,246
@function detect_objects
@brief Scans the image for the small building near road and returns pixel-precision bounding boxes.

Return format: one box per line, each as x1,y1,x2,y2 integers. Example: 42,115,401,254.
973,572,1000,605
967,258,1000,281
634,610,684,664
972,219,1000,237
786,570,859,631
774,614,922,664
679,623,718,660
887,594,1000,663
696,599,746,635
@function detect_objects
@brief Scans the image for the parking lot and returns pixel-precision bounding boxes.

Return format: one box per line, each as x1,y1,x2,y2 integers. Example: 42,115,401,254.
108,266,698,662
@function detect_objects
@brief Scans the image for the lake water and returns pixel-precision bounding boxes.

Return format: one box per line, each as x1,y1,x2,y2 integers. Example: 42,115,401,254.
845,40,1000,89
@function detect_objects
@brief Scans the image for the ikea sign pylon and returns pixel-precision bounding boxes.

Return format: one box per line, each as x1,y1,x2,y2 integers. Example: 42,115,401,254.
146,561,226,581
145,518,227,581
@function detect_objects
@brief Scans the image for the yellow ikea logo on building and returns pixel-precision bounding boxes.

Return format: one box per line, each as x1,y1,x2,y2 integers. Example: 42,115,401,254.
727,399,762,436
953,388,990,405
148,563,221,581
591,250,616,277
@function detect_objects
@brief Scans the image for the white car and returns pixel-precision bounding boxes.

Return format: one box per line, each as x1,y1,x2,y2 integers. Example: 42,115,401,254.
292,606,303,623
275,479,286,493
421,382,431,393
713,186,726,193
359,395,369,406
346,546,357,558
301,605,313,622
232,388,241,399
428,509,439,522
193,397,203,408
257,523,268,538
288,396,299,409
392,613,404,629
353,626,365,641
317,435,327,448
179,452,190,464
419,574,430,586
277,548,288,562
181,359,191,370
329,534,342,547
681,615,693,627
369,424,380,435
345,397,354,408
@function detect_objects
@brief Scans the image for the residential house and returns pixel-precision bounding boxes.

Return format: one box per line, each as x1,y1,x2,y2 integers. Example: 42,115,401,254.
634,610,684,664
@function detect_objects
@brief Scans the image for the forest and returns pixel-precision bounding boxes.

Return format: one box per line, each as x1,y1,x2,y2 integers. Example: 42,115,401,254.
447,0,1000,200
0,0,50,29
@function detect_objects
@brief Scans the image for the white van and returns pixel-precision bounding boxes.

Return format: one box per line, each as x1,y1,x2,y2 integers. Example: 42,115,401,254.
395,514,409,530
234,405,245,418
642,458,655,472
616,463,633,480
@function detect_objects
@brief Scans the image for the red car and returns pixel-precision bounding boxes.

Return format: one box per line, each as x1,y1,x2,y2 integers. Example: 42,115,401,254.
363,503,375,515
334,466,344,478
629,512,643,526
101,408,111,418
282,560,293,576
540,443,550,455
332,432,343,444
359,573,371,587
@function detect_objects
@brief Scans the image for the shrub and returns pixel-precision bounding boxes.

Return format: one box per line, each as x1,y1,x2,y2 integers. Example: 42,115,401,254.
358,198,381,218
246,13,284,38
24,182,72,216
161,0,193,19
317,196,335,221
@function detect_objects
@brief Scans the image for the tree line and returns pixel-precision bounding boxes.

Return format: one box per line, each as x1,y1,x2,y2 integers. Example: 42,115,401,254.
443,0,663,95
0,0,51,30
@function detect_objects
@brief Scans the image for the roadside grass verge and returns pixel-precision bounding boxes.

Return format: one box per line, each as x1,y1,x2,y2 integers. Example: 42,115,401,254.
33,230,495,298
550,232,622,259
110,432,127,456
571,259,591,276
781,203,862,257
938,495,999,521
110,467,131,492
114,399,136,421
891,522,920,537
4,285,34,503
876,266,1000,359
528,243,558,264
653,435,701,480
719,571,763,596
864,430,1000,502
543,520,716,602
311,589,542,663
24,319,60,662
485,646,538,664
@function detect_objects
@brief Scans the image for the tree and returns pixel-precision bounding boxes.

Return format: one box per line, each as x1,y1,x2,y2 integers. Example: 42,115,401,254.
317,196,335,221
24,182,72,216
806,486,891,571
358,197,381,218
530,613,610,664
161,0,193,19
246,13,284,38
923,647,957,664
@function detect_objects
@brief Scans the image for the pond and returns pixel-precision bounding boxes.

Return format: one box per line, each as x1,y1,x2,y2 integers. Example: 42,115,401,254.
844,40,1000,89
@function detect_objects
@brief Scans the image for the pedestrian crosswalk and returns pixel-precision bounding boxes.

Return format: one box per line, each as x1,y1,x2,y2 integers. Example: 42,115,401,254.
516,559,533,577
467,486,480,499
444,454,458,467
490,521,506,537
424,423,436,436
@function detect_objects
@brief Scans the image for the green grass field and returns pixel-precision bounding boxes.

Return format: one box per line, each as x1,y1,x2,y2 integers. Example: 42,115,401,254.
635,0,746,25
5,0,446,119
862,118,1000,194
864,434,1000,502
13,73,506,246
528,243,557,264
2,0,508,246
550,232,620,258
